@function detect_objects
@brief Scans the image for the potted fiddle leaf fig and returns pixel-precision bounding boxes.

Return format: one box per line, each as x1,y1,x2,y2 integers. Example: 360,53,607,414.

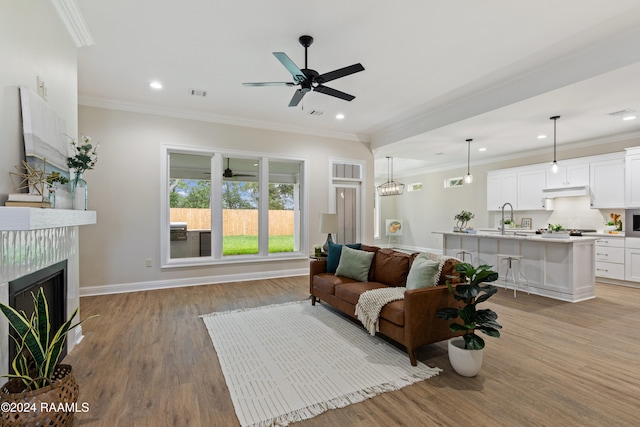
436,262,501,377
454,210,474,231
0,288,96,426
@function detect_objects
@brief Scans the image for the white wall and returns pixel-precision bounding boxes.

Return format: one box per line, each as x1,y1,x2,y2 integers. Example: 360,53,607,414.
376,136,640,251
0,1,78,200
77,106,374,292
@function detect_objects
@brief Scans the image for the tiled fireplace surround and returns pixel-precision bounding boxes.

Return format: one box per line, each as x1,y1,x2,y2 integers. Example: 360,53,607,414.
0,208,96,376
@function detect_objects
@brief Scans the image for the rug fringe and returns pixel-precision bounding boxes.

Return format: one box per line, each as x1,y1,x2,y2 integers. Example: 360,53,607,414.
248,369,442,427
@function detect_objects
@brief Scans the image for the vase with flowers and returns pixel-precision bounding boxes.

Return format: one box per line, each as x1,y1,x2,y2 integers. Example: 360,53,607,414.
67,135,98,210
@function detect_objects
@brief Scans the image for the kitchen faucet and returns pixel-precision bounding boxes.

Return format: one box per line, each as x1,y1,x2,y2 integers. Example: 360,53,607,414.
501,202,513,235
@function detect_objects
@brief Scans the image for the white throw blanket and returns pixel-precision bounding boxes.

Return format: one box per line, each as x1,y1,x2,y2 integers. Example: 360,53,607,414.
355,287,406,335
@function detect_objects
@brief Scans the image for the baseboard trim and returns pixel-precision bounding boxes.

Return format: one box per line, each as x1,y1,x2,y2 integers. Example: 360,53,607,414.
79,268,309,297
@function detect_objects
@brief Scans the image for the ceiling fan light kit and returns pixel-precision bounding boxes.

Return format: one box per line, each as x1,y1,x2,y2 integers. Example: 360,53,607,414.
243,35,365,107
550,115,560,173
378,157,404,196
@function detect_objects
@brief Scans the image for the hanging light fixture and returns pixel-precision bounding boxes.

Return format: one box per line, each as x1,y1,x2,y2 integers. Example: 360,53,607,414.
377,157,404,196
550,115,560,173
464,138,473,184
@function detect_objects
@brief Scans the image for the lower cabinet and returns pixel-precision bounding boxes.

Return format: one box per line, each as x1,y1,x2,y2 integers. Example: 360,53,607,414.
595,237,625,280
625,249,640,283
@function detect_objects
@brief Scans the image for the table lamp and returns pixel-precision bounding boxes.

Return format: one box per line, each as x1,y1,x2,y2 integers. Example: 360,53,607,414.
320,213,338,252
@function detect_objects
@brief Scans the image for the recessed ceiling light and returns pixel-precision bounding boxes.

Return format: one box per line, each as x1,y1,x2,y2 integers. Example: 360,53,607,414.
537,134,547,139
479,147,487,152
623,114,637,121
149,81,163,89
336,113,345,120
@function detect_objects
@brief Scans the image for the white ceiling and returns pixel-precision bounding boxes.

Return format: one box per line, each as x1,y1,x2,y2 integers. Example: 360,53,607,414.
73,0,640,178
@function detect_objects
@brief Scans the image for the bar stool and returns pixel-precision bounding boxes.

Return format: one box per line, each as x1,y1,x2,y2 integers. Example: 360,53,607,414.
453,249,473,263
496,254,529,297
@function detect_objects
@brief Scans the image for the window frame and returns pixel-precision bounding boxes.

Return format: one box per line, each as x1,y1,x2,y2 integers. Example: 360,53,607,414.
160,144,308,268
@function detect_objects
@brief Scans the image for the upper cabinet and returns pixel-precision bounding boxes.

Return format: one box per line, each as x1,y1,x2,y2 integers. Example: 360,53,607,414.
487,171,517,211
626,147,640,208
545,163,589,188
517,168,547,210
590,158,625,208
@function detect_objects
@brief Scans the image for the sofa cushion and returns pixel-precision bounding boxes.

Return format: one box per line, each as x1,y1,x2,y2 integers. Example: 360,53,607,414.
406,255,440,290
334,282,387,305
313,273,358,295
380,299,405,327
335,245,375,282
326,241,362,273
371,249,412,287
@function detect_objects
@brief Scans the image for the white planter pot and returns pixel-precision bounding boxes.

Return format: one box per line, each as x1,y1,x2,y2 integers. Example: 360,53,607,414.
448,337,483,377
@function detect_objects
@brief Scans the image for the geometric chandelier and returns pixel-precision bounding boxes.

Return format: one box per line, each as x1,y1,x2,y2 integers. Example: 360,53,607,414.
377,156,404,196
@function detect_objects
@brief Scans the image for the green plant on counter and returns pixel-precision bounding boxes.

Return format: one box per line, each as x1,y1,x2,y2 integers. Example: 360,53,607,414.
436,263,502,350
549,224,563,232
454,210,475,230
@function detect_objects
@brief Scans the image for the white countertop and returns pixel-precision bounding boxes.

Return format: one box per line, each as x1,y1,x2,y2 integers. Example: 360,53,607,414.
435,230,600,243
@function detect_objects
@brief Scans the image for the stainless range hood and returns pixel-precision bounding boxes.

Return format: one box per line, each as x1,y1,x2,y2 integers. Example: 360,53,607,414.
542,185,590,198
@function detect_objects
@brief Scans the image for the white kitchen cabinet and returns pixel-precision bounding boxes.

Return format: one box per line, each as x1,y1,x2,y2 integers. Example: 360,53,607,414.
546,163,589,188
590,158,625,208
517,168,547,210
625,237,640,282
595,237,625,280
487,171,517,211
625,147,640,208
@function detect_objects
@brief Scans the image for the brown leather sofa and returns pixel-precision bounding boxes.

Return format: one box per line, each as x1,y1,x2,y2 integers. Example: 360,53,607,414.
310,244,462,366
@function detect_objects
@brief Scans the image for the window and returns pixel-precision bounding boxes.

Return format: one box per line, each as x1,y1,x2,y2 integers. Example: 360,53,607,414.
444,177,464,188
161,147,307,267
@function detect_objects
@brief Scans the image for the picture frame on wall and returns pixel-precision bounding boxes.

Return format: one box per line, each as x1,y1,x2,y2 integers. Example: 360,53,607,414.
521,218,532,229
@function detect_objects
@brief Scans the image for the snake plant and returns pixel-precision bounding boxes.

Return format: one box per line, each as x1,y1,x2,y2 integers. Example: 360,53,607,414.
0,288,96,390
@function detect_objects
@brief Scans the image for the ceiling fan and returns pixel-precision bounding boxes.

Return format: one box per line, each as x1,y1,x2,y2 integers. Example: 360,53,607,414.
223,158,256,178
243,35,365,107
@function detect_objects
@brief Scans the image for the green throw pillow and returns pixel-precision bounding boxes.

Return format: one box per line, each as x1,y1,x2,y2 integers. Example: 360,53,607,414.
327,241,361,273
335,245,374,282
406,256,440,289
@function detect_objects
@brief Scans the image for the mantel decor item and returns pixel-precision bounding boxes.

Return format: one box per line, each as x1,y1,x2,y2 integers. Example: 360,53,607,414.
436,263,501,377
454,210,474,231
67,135,98,210
0,288,96,426
319,213,338,252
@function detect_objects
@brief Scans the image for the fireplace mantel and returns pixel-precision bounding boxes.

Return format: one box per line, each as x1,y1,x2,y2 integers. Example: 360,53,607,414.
0,207,96,230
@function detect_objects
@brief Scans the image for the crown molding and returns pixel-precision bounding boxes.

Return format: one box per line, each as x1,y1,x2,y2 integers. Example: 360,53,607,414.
78,96,368,143
51,0,94,47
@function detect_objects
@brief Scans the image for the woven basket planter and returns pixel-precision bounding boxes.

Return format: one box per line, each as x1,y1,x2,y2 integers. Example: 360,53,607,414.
0,364,79,427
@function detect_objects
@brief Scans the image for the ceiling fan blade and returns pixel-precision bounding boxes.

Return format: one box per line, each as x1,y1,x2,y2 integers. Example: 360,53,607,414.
242,82,296,87
288,89,307,107
273,52,307,83
316,63,364,84
314,85,355,102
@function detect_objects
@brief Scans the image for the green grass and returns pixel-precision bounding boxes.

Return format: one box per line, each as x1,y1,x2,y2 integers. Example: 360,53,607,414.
223,235,294,255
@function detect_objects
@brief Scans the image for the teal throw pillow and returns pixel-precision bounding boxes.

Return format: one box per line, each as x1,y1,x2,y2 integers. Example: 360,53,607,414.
327,241,361,273
406,256,440,290
335,245,374,282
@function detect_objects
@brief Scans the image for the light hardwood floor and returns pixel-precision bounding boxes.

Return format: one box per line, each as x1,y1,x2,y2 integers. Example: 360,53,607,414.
63,278,640,427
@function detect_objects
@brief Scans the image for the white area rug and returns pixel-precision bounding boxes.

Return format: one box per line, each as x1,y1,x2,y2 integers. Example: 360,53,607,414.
201,300,441,427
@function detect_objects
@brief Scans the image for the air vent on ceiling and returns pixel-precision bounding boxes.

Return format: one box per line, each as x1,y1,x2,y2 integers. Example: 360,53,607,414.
190,89,207,97
307,110,323,116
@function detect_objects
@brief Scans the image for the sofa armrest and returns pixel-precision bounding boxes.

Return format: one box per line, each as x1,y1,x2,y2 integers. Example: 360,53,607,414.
309,259,328,293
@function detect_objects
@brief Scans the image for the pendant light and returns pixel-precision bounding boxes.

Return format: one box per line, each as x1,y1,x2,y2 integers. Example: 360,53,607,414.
464,138,473,184
377,157,404,196
550,115,560,173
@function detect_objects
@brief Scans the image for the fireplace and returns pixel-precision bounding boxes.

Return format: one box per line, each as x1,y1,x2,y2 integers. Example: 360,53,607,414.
7,260,67,372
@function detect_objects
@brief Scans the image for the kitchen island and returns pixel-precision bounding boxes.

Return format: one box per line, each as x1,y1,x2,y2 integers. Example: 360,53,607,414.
435,231,598,302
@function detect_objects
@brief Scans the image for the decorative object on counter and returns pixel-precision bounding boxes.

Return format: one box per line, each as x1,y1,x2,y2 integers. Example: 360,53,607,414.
436,262,501,377
0,288,97,427
67,135,98,211
549,115,561,173
377,156,404,196
521,218,532,229
549,223,564,232
454,210,474,231
464,138,473,184
319,212,338,252
608,213,622,231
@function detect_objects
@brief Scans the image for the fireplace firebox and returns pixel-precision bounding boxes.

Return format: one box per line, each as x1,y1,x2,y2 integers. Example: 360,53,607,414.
7,260,67,372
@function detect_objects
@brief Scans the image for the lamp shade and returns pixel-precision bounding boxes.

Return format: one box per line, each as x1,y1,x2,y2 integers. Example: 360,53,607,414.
319,213,338,234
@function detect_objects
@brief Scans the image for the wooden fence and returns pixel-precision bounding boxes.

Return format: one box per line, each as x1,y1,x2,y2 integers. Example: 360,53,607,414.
170,208,294,236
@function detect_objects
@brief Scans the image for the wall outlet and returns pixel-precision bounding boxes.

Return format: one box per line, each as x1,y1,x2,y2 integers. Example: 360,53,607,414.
145,258,152,267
